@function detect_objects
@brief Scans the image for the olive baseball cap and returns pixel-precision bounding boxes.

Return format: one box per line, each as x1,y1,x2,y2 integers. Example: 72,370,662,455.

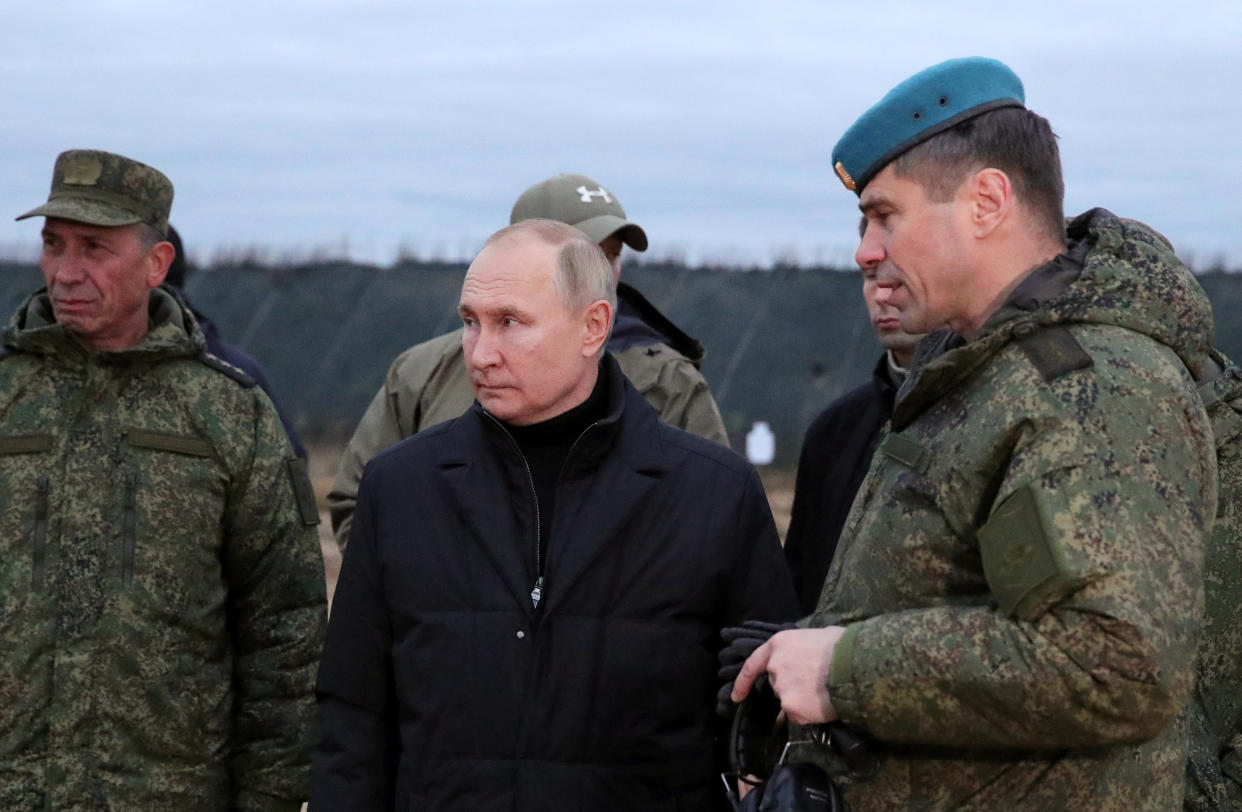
16,149,174,235
831,57,1025,195
510,173,648,251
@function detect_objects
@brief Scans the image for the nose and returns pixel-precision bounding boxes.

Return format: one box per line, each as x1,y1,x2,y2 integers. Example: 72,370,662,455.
465,324,500,371
855,222,885,270
48,248,88,286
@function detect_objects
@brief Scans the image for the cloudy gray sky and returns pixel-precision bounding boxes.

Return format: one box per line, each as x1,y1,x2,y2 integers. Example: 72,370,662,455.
3,1,1240,268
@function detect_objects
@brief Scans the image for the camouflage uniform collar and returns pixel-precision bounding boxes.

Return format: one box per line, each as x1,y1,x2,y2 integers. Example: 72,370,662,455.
2,286,203,362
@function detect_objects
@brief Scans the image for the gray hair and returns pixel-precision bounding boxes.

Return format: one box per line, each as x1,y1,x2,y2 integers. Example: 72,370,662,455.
132,222,167,252
484,218,617,315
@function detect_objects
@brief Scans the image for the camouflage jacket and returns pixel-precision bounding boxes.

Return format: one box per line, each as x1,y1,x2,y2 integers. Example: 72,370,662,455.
1185,351,1242,811
327,283,727,548
0,288,326,811
804,209,1218,810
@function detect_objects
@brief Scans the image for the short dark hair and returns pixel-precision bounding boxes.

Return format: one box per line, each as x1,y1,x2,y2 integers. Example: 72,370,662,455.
893,106,1066,246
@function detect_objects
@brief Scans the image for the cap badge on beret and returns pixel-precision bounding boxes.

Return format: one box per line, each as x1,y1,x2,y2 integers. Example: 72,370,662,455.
830,57,1026,195
834,162,856,192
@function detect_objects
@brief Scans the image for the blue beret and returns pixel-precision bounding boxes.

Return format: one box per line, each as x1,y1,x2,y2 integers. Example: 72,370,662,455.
831,57,1025,195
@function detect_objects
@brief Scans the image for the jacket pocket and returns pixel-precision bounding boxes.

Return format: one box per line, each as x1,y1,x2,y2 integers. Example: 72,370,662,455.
126,428,215,458
32,476,50,592
121,427,227,597
121,473,137,588
0,435,54,593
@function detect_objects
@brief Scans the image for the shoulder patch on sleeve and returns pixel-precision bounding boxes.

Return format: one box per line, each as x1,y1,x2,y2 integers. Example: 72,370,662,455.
979,484,1083,620
200,352,257,387
1014,325,1094,383
286,457,321,527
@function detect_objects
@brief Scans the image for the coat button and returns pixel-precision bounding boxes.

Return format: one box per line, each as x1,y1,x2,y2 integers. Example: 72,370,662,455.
516,630,525,639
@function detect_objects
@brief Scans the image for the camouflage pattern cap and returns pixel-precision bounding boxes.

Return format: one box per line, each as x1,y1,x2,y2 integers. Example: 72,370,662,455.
831,57,1025,195
16,149,174,235
510,173,648,251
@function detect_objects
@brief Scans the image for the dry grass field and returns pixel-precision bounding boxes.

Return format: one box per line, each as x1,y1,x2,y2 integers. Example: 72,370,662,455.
307,443,796,603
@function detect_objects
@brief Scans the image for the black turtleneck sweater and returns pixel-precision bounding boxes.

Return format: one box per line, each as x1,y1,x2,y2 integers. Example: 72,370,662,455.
501,359,610,577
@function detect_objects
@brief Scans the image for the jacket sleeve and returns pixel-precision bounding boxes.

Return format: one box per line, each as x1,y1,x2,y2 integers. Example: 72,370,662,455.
729,467,800,625
327,376,404,551
327,335,465,550
224,391,328,811
311,468,398,810
1185,712,1242,810
827,368,1215,750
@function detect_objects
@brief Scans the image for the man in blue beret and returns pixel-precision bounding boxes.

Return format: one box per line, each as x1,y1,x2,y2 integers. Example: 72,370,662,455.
726,57,1221,808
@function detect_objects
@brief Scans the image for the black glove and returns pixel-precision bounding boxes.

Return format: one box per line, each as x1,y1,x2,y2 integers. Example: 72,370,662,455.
716,620,796,718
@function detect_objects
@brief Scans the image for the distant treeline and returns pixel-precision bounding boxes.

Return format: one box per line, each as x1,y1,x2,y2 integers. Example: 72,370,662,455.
4,259,1240,465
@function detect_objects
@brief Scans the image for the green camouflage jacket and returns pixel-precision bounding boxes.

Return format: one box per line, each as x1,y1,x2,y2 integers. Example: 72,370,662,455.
0,288,326,811
804,209,1218,810
1185,352,1242,811
327,296,728,549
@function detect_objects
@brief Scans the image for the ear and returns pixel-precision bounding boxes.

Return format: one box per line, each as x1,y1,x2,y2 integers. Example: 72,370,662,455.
581,299,612,357
968,168,1013,240
145,240,175,289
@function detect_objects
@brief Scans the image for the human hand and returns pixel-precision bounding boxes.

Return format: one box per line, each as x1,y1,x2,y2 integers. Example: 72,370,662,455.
716,620,796,717
731,626,847,726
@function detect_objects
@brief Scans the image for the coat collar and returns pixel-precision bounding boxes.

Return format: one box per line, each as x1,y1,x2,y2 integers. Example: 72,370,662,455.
435,353,670,614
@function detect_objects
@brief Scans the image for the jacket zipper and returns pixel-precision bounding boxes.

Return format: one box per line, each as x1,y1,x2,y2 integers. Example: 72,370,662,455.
484,413,544,608
32,476,50,591
121,473,137,588
484,413,603,610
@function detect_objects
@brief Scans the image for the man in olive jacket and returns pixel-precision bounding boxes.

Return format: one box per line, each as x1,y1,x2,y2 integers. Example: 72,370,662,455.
0,150,326,811
730,58,1217,810
327,173,727,549
312,220,795,810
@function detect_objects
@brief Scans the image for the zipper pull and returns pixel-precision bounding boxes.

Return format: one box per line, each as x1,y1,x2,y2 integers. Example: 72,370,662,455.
530,576,544,608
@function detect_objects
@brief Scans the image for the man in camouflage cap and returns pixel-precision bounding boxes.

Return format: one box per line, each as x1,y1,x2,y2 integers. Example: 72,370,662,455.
327,172,727,549
726,58,1219,809
0,149,326,811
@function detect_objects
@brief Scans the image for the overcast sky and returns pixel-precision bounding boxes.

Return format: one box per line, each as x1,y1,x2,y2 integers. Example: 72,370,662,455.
3,1,1239,268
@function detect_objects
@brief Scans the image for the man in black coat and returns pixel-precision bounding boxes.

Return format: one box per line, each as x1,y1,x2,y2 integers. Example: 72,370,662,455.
782,234,926,613
311,219,797,811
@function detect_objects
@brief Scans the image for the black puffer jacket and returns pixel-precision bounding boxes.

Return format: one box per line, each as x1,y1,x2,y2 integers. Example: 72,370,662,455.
312,354,797,811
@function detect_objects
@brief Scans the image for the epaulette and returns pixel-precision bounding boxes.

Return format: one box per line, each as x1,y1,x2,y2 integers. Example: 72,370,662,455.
1012,322,1093,383
200,351,257,387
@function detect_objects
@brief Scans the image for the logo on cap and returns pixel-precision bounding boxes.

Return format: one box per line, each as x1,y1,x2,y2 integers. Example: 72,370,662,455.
834,162,856,192
62,153,103,187
577,185,612,204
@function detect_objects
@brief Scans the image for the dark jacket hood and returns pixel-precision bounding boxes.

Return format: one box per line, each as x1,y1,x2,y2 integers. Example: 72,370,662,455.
608,282,706,367
1036,209,1213,377
894,209,1214,428
2,286,206,363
